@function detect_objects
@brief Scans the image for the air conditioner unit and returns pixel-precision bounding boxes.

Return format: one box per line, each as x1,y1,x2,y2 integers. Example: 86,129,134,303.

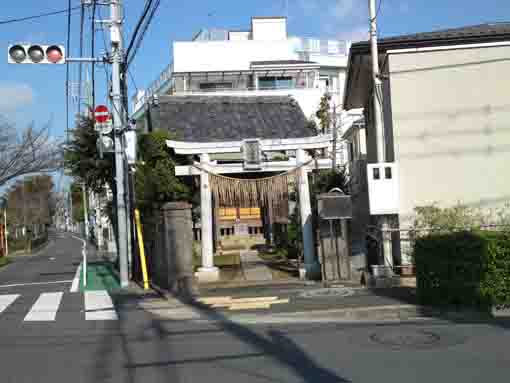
243,139,262,170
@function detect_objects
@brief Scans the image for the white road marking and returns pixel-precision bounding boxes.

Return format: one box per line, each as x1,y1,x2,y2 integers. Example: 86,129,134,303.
24,292,63,322
85,291,118,320
0,294,19,314
71,235,87,288
0,280,73,288
70,262,82,293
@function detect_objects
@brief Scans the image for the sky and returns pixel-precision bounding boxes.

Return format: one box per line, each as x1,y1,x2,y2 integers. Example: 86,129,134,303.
0,0,509,191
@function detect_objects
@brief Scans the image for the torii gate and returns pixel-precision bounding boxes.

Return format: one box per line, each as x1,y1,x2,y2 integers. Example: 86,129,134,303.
168,135,334,282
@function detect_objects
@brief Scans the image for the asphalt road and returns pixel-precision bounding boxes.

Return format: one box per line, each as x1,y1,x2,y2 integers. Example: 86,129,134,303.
1,233,510,382
0,230,83,295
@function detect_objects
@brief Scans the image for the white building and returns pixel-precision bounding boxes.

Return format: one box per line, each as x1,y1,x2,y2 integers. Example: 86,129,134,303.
132,17,355,136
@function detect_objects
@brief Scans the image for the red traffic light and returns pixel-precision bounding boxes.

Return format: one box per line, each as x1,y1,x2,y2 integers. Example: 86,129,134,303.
46,45,63,64
8,44,65,64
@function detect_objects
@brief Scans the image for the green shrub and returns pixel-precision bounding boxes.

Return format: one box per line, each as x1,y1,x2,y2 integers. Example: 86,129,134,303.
415,230,510,309
0,257,10,268
480,231,510,308
412,203,484,232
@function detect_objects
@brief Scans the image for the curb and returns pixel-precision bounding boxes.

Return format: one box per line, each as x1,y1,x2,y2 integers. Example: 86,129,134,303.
221,304,496,325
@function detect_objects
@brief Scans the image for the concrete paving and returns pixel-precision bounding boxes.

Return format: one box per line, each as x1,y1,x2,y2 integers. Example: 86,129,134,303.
240,250,273,281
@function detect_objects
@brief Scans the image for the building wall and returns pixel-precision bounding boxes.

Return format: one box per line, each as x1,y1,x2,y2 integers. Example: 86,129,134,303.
388,45,510,222
252,17,287,41
174,40,297,72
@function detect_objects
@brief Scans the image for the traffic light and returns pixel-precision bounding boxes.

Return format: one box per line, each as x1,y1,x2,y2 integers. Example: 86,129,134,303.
8,44,65,64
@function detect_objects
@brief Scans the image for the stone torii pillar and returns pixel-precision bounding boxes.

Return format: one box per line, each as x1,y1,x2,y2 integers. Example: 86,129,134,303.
195,153,220,282
297,149,321,279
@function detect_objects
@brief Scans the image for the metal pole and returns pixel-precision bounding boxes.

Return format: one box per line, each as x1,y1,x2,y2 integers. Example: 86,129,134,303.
332,104,338,169
111,0,129,288
82,183,89,239
69,190,73,232
369,0,385,163
4,209,8,257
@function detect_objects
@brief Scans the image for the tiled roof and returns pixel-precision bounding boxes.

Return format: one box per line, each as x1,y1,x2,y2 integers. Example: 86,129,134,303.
351,23,510,53
139,95,315,142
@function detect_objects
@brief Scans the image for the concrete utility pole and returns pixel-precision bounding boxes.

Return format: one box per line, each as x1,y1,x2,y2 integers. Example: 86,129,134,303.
110,0,129,287
82,183,90,239
369,0,385,163
331,104,338,170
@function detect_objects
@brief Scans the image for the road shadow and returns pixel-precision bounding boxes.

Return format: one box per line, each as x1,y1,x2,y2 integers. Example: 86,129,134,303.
183,294,351,382
93,290,351,383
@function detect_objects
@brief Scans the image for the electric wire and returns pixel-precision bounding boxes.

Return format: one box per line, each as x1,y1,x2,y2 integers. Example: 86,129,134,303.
65,0,72,143
78,3,85,116
371,0,384,21
91,0,97,112
127,68,139,94
126,0,161,68
0,6,80,25
125,0,154,61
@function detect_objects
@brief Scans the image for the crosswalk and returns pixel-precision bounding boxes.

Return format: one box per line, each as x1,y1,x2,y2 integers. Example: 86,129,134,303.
0,290,118,323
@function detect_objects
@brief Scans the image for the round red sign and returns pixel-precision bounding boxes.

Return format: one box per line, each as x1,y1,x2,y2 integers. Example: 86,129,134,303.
94,105,110,124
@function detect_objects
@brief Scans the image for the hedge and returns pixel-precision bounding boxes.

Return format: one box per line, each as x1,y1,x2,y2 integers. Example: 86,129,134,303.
414,230,510,309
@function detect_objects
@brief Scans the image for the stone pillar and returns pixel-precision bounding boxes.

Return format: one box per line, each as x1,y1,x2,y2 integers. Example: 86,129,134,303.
196,154,220,282
296,149,320,279
161,202,195,297
381,220,394,274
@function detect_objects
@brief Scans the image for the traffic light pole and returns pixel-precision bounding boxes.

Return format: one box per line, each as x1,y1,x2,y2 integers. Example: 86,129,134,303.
110,0,129,288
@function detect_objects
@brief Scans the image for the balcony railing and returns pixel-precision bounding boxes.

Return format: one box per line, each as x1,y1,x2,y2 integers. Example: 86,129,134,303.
291,37,349,56
131,62,174,114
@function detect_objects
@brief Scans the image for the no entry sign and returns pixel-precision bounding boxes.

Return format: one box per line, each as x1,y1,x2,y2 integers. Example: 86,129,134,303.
94,105,110,124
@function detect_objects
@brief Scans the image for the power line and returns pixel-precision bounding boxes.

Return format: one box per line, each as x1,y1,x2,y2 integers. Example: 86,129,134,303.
126,0,161,68
371,0,384,21
127,67,139,94
0,6,81,25
65,0,72,143
97,6,119,120
78,4,85,116
91,0,97,111
125,0,154,61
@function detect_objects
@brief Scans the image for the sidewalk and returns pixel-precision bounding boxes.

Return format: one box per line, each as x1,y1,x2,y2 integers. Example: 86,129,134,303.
117,280,509,325
80,260,121,291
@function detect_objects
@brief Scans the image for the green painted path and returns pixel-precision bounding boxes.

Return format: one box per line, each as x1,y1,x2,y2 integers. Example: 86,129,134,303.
80,261,120,291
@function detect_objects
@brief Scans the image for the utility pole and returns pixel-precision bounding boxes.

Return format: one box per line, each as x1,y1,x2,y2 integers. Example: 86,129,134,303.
331,103,338,170
110,0,129,287
369,0,385,163
82,183,89,239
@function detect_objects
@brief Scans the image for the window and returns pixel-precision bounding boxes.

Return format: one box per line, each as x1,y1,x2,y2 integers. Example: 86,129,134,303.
199,82,232,90
373,167,380,180
258,76,294,89
348,142,355,162
385,167,392,179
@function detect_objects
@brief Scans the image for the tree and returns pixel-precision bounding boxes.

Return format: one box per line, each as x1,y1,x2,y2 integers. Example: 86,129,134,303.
315,93,332,135
5,175,55,237
135,130,191,211
64,116,114,193
0,117,62,187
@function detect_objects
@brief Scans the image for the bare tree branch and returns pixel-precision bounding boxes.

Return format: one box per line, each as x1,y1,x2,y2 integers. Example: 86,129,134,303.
0,120,62,186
